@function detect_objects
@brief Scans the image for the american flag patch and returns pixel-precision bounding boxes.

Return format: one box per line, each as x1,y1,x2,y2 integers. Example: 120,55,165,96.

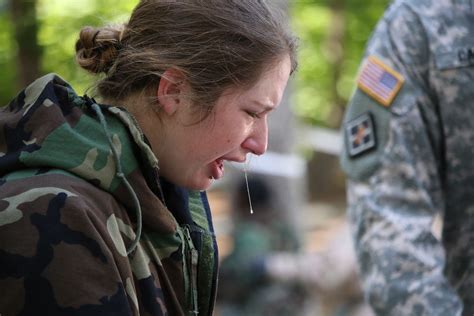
346,112,376,157
357,56,404,107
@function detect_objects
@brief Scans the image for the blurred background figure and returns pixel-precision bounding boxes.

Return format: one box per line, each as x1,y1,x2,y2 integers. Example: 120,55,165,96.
216,176,308,316
215,175,374,316
263,223,373,316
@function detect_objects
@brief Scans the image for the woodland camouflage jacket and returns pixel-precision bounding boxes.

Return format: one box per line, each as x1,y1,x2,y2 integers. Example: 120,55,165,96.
0,74,219,316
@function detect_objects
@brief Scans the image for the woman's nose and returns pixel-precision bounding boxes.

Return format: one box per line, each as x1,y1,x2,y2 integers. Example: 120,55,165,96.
241,120,268,156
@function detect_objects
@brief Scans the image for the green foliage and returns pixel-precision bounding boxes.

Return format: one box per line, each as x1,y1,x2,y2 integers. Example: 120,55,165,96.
37,0,136,97
0,9,16,103
290,0,390,127
0,0,136,105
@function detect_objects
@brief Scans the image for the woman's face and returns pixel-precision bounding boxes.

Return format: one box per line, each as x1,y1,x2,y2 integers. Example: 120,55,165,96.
140,56,292,190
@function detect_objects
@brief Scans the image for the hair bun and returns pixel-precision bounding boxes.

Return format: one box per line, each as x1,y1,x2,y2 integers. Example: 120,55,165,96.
75,25,125,74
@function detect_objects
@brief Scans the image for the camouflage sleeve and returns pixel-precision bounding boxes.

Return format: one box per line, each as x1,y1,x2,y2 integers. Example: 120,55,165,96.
0,174,135,316
340,2,463,315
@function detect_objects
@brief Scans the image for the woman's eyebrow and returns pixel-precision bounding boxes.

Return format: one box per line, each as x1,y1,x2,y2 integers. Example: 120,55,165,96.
252,100,276,112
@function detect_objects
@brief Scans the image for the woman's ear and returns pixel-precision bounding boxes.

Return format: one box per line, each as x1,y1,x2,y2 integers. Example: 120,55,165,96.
156,68,186,115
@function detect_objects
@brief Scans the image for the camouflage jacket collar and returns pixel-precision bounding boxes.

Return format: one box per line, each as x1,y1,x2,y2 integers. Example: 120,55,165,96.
0,73,178,235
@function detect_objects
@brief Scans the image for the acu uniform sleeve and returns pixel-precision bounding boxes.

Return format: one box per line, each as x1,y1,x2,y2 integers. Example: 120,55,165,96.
340,3,463,315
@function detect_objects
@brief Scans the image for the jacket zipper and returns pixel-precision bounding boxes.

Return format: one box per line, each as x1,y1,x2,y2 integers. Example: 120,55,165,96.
184,226,199,315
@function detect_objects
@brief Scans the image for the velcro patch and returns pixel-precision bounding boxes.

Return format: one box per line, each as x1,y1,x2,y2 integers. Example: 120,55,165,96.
345,112,376,157
357,56,404,107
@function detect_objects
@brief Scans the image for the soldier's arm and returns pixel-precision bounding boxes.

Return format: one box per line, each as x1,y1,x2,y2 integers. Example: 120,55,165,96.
340,2,462,315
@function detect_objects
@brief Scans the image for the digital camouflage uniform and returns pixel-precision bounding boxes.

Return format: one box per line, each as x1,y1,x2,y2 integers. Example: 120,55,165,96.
0,74,219,316
340,0,474,315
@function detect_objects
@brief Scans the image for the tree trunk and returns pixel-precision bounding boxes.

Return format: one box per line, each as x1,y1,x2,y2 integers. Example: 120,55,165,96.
306,0,347,206
325,0,346,128
10,0,42,88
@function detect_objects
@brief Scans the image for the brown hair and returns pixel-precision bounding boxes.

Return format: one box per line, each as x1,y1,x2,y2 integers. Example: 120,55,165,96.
75,0,298,110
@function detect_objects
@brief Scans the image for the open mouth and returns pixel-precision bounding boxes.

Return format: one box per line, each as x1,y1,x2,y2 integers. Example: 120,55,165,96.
210,158,224,180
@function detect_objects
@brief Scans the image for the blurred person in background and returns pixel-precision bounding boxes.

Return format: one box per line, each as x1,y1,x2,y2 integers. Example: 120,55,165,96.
218,176,371,316
340,0,474,315
0,0,297,315
262,222,373,316
217,176,306,316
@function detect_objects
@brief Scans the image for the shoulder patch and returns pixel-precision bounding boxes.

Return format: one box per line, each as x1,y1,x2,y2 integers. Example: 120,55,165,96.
357,55,404,107
345,112,376,157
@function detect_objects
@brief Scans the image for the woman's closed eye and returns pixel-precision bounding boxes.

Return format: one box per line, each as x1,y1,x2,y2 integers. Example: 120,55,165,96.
245,110,261,119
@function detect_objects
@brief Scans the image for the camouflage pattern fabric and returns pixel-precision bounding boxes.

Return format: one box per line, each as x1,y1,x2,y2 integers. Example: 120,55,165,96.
0,74,218,316
340,0,474,315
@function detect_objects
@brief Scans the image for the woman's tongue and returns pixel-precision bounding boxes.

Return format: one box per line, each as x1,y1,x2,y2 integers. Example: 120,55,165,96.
211,159,224,180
